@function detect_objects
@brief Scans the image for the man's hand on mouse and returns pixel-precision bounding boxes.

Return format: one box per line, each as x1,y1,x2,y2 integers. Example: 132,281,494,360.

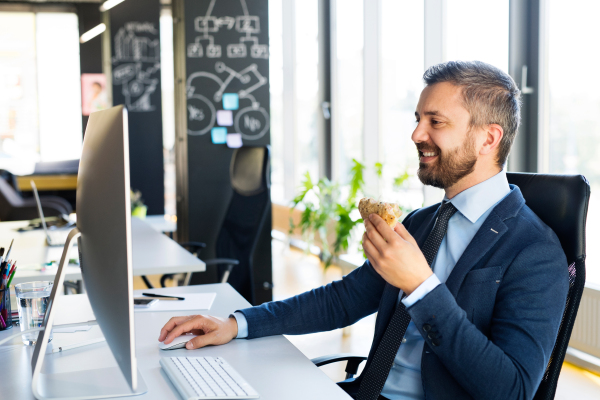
363,213,433,296
159,315,238,350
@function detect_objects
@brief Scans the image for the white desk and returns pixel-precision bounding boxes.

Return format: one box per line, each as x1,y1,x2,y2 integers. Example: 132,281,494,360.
0,218,204,286
0,284,351,399
144,215,177,234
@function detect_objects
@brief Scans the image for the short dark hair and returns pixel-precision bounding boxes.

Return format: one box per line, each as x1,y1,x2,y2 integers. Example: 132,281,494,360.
423,61,521,166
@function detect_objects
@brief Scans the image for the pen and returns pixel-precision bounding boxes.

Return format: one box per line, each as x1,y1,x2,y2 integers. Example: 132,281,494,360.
142,293,185,301
7,264,17,288
5,239,14,261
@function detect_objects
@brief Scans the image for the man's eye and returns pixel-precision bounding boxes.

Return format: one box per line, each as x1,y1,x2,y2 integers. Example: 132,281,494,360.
431,120,441,125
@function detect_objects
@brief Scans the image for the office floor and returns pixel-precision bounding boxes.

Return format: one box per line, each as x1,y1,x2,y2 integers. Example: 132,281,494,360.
134,239,600,398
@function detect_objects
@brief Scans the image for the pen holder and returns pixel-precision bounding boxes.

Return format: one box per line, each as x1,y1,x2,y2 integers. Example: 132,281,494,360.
0,287,13,330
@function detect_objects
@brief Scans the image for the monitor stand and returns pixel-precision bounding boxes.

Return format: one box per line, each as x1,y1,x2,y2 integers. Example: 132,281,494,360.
30,228,148,400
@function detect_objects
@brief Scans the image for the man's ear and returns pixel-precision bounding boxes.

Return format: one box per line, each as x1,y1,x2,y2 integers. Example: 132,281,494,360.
479,124,503,156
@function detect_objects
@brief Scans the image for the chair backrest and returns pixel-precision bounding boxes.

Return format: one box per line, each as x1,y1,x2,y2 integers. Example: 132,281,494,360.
507,172,590,400
215,146,271,304
0,173,25,219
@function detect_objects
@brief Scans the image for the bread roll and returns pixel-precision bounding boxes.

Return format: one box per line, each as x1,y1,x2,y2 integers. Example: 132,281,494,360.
358,198,402,228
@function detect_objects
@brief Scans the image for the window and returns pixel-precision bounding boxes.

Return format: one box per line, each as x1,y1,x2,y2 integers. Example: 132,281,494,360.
160,7,176,216
295,0,320,186
269,0,285,202
445,0,509,73
545,0,600,284
380,0,425,211
334,0,364,183
0,10,82,174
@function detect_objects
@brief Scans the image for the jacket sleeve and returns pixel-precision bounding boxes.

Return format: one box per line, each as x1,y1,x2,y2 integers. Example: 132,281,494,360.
407,240,569,400
237,259,387,339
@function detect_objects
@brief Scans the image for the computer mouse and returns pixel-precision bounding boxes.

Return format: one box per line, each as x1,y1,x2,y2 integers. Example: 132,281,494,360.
159,334,198,350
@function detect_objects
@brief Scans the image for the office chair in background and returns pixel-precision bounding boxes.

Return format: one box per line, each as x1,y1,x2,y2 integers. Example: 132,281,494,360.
0,170,72,221
312,173,590,400
159,146,271,305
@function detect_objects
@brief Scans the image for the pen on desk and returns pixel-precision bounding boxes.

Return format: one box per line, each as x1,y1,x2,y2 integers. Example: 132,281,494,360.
5,239,13,261
141,293,185,301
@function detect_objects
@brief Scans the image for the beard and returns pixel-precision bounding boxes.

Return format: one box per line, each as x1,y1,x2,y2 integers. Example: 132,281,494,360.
416,134,477,189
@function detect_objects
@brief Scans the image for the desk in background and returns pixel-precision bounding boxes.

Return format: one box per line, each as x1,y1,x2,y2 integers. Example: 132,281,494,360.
0,283,351,399
16,175,78,192
0,217,202,287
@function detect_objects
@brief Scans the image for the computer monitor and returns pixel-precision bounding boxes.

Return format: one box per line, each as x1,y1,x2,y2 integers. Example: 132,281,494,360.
30,105,147,399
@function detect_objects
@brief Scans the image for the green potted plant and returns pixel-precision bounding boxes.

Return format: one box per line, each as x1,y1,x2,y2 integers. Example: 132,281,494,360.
131,189,147,218
289,159,411,268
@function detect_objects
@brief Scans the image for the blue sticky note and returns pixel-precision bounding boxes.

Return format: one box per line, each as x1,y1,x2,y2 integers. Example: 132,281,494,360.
211,127,227,144
222,93,239,110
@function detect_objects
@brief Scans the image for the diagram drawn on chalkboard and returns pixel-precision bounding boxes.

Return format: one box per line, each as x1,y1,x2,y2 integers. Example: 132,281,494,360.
113,22,161,112
186,61,269,140
187,0,269,60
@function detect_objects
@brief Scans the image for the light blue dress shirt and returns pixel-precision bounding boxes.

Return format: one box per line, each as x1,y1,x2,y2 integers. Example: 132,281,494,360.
234,170,510,400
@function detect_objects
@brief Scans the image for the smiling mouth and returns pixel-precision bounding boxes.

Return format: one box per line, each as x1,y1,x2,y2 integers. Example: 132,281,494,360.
419,150,438,160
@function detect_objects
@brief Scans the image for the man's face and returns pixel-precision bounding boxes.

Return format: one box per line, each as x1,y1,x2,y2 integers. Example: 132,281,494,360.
412,82,478,189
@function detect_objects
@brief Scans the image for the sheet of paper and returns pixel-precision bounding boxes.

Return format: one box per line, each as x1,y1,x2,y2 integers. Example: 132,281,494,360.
132,291,216,312
53,294,96,325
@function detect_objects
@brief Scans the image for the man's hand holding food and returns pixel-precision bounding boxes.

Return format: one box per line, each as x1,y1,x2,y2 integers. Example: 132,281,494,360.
360,199,433,296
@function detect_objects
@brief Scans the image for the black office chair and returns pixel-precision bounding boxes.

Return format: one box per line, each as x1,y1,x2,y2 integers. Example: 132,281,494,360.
0,170,72,221
160,146,271,305
312,173,590,400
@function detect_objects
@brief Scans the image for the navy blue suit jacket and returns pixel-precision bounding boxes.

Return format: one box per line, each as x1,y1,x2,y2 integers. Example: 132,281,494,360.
239,186,569,400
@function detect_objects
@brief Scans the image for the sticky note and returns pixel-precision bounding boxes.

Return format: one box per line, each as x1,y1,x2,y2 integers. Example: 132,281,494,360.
216,110,234,126
211,127,227,144
226,133,243,148
222,93,239,110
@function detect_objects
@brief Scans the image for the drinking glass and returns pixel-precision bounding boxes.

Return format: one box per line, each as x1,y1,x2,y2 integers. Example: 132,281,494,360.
14,281,53,346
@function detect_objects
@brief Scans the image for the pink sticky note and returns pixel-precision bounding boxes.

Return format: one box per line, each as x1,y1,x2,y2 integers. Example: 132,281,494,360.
216,110,233,126
227,133,243,148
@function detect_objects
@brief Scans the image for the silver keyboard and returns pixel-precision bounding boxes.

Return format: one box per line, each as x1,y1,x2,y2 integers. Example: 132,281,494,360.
160,356,260,399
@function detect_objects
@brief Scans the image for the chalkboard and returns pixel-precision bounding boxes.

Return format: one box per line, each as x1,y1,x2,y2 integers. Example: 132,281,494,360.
110,0,165,215
185,0,270,145
184,0,272,304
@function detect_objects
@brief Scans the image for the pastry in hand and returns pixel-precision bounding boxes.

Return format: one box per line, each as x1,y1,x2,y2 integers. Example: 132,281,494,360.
358,198,402,228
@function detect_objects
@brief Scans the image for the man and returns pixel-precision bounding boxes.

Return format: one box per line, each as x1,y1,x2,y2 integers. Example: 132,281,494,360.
159,61,569,400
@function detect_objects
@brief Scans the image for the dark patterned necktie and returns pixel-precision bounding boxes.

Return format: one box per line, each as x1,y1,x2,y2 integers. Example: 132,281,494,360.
356,201,458,400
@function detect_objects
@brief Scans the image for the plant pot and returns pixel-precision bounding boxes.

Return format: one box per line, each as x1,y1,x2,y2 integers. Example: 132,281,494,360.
132,205,147,219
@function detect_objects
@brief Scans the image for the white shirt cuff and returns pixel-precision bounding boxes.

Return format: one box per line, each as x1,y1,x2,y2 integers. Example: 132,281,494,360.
402,274,442,308
231,311,248,339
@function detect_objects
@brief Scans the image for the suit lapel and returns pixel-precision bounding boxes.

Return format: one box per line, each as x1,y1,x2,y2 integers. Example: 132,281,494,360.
444,212,507,297
445,185,525,297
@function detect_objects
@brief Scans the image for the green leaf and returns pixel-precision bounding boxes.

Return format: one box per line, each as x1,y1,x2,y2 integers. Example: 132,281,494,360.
291,172,315,207
349,159,366,203
374,162,383,178
394,171,410,188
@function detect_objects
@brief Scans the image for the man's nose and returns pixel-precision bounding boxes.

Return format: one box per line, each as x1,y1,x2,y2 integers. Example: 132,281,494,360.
412,122,429,144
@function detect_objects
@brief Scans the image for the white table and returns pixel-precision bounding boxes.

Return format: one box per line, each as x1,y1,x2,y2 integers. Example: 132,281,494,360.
144,215,177,234
0,218,204,286
0,284,351,399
